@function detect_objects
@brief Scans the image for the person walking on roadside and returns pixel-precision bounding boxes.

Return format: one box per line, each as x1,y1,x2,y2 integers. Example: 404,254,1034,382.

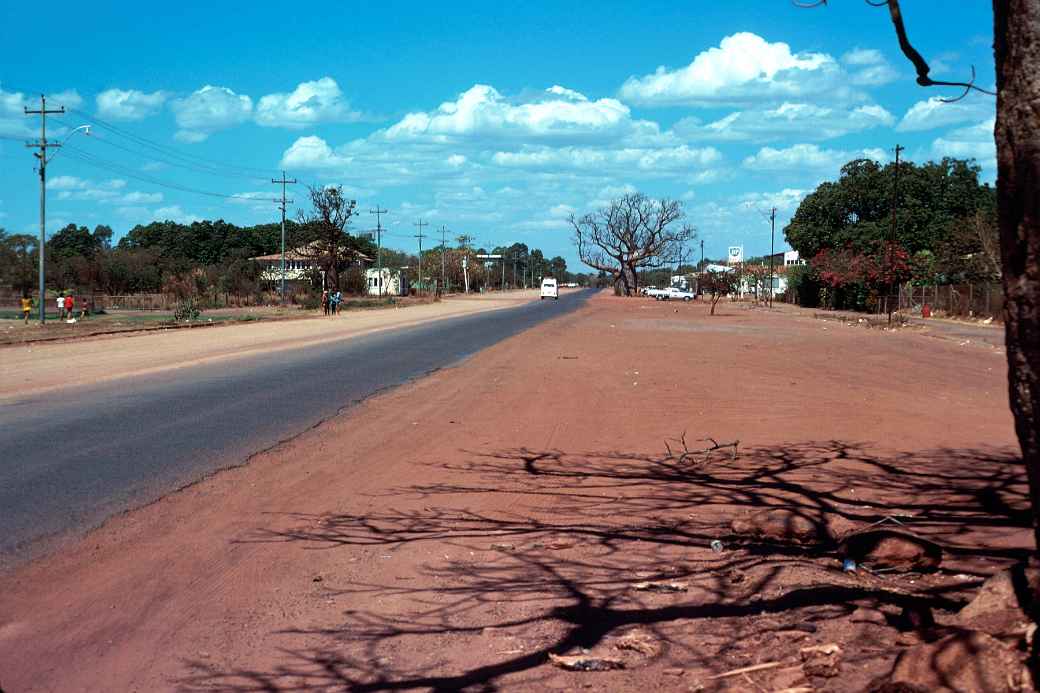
332,290,342,316
321,290,330,316
20,294,32,324
56,294,65,320
64,294,74,320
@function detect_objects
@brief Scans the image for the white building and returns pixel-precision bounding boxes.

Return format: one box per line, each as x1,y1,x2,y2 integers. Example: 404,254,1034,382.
252,241,372,289
365,268,409,296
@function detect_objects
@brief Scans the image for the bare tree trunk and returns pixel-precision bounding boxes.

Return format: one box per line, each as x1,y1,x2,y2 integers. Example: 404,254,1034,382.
326,257,340,291
994,0,1040,554
620,265,637,296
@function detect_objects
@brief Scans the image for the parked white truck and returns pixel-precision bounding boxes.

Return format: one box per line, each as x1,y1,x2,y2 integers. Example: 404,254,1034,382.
653,286,695,301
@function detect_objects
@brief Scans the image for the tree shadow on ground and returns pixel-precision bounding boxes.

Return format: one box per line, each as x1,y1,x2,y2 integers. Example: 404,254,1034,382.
180,441,1030,692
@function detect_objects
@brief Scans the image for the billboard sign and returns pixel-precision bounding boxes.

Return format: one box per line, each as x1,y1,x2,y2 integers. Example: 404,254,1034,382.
727,246,744,264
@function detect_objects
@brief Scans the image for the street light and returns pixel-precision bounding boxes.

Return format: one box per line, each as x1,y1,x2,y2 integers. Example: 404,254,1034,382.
45,125,91,165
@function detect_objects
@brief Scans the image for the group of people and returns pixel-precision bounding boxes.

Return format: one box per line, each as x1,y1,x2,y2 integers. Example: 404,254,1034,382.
17,293,82,324
320,290,344,316
55,294,77,320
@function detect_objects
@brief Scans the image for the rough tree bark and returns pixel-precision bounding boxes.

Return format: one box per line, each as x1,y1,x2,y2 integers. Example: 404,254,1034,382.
994,0,1040,553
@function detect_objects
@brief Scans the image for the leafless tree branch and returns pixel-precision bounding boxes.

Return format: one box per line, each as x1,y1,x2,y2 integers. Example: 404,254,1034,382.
794,0,996,102
665,431,740,467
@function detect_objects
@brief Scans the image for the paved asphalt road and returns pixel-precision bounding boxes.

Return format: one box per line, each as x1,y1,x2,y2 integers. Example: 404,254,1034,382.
0,291,589,565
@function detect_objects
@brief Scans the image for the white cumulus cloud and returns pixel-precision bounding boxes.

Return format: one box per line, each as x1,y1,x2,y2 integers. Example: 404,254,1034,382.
931,118,995,169
255,77,358,128
170,85,253,142
1,88,82,137
281,135,353,168
154,205,201,224
491,144,720,174
385,84,631,141
677,102,894,142
744,142,848,172
96,89,168,120
897,96,995,132
119,191,163,204
619,32,849,106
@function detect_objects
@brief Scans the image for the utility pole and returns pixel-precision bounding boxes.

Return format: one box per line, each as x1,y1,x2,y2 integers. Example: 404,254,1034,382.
700,239,705,269
25,95,64,324
512,252,518,289
889,144,904,322
439,225,449,293
767,207,776,309
414,219,428,295
271,171,296,304
370,206,388,296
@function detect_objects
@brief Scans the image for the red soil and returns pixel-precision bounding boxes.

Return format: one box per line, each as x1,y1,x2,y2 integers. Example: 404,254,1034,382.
0,292,1025,692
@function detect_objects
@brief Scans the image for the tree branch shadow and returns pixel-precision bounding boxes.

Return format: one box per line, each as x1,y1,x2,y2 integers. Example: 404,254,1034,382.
180,441,1029,691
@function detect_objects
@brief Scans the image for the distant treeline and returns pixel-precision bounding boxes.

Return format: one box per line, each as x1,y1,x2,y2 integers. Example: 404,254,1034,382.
1,218,595,299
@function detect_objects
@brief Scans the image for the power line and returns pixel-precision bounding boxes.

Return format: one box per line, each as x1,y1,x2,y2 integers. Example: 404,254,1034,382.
6,84,274,180
68,107,275,178
88,132,269,183
61,145,263,200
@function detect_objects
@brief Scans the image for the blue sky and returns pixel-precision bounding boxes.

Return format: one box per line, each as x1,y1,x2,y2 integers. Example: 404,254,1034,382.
0,1,996,267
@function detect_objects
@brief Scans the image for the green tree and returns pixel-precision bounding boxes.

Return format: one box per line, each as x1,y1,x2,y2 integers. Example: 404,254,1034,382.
785,158,993,261
49,224,102,260
0,230,38,295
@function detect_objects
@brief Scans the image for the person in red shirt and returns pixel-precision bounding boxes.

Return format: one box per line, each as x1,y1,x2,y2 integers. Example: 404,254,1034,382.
64,295,73,319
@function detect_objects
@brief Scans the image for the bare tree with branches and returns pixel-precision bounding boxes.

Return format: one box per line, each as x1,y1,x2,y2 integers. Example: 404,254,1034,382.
571,193,694,296
295,185,359,291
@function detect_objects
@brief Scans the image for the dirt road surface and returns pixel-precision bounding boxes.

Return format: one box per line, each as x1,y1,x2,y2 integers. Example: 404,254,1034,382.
0,292,1024,692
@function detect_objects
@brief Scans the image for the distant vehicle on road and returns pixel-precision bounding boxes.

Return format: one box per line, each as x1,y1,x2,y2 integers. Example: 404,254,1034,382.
562,282,579,288
541,278,559,300
640,286,662,296
656,286,695,301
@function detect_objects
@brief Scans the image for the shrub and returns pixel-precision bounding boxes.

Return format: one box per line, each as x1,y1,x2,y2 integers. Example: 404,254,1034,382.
173,298,201,322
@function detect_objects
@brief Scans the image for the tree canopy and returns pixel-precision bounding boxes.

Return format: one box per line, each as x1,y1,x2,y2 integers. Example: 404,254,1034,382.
784,156,998,309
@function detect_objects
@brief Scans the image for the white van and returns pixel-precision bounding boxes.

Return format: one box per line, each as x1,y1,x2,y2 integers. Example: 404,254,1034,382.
540,278,559,300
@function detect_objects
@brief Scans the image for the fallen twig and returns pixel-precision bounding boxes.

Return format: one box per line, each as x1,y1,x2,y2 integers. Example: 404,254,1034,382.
665,430,739,466
707,661,783,680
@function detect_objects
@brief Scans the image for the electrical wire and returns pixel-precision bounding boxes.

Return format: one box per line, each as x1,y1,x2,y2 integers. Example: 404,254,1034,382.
61,145,266,201
69,107,276,179
8,83,276,178
87,132,270,184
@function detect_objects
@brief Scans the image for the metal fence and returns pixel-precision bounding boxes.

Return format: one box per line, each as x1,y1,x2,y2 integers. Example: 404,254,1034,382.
898,283,1003,320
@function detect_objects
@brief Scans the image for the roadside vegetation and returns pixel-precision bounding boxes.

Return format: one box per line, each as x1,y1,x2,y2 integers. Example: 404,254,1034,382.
0,185,594,316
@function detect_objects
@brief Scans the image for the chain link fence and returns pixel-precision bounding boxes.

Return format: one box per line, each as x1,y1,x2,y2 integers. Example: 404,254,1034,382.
899,283,1003,321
